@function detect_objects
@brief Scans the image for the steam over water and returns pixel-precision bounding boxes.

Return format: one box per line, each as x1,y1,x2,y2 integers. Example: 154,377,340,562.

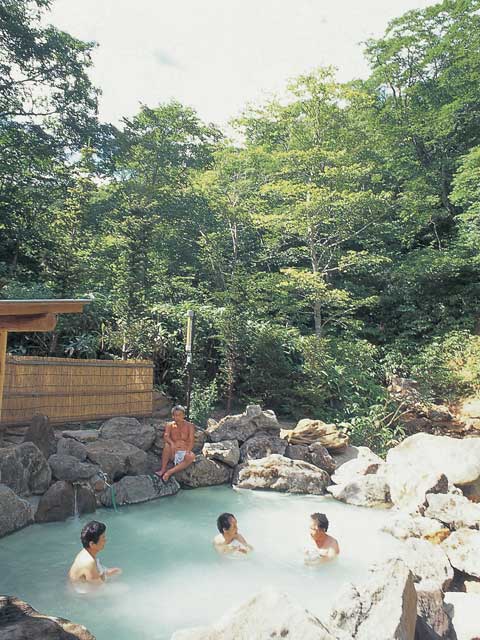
0,486,400,639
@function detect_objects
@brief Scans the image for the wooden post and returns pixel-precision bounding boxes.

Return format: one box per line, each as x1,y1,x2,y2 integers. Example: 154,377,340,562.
0,330,7,424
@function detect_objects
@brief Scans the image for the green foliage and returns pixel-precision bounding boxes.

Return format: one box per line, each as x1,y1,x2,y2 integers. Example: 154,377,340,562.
189,381,218,429
346,403,406,457
295,336,386,419
411,331,480,399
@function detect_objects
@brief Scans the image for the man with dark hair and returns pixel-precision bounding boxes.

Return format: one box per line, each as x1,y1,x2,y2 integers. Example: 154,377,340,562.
305,513,339,565
155,405,196,481
213,512,253,555
68,520,122,585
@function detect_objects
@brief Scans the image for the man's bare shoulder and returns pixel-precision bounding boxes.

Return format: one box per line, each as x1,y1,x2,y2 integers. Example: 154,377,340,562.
327,534,340,553
74,548,96,567
213,534,225,546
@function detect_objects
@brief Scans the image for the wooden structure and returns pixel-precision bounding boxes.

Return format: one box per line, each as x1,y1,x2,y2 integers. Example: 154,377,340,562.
0,299,90,423
1,356,153,425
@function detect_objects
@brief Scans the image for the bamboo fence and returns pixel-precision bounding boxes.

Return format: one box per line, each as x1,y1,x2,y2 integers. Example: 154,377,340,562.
0,356,153,426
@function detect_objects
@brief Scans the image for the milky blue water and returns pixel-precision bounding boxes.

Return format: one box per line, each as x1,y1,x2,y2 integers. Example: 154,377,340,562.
0,486,399,639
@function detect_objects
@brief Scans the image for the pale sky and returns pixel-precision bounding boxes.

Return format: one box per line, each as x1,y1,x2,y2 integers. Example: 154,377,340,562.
49,0,436,129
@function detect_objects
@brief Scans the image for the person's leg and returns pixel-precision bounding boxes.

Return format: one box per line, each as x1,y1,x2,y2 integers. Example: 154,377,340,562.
163,452,195,481
155,443,173,478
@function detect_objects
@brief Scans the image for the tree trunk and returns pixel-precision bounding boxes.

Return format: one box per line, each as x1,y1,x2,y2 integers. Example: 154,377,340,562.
308,216,323,338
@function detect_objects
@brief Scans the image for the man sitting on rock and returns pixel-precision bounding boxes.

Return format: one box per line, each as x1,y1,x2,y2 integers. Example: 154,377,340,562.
305,512,339,565
68,520,122,587
155,405,196,481
214,512,253,555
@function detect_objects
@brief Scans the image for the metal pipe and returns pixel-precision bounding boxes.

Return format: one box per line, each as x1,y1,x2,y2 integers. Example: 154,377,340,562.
185,311,195,419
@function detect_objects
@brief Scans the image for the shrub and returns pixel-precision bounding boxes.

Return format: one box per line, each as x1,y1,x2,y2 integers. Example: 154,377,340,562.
295,335,386,419
189,380,218,428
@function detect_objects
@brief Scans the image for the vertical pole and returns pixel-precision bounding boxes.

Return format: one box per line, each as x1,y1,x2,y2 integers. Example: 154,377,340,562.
0,330,7,426
185,311,195,419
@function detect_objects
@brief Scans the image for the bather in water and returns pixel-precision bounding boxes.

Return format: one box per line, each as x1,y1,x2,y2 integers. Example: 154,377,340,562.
213,512,253,556
68,520,122,591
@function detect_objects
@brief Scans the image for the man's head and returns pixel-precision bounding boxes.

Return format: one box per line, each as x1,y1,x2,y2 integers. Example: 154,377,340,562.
217,512,237,536
310,513,329,535
81,520,107,552
172,404,186,422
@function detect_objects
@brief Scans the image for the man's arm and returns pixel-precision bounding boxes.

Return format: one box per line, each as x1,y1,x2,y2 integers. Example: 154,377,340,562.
235,533,253,551
83,559,105,585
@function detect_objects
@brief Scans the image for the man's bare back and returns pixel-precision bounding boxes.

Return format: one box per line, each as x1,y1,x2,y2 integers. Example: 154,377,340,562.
69,548,106,585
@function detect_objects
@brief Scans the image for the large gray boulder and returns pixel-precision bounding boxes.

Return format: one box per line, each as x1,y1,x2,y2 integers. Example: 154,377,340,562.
207,405,280,444
0,484,34,538
22,414,57,459
328,558,417,640
0,442,51,496
99,416,155,451
172,589,338,640
327,474,391,507
239,433,286,462
441,529,480,578
62,429,99,443
234,454,330,495
100,474,180,507
0,595,95,639
386,433,480,513
285,443,309,462
175,455,232,488
85,438,148,482
286,443,336,474
56,437,88,461
202,440,240,467
425,492,480,530
414,589,456,640
48,454,99,482
35,481,96,523
308,442,336,474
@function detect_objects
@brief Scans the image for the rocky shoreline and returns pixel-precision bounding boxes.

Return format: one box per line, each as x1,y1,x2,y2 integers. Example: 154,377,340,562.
1,404,479,639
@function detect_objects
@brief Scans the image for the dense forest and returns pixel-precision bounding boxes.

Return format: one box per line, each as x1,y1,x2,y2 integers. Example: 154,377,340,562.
1,0,480,442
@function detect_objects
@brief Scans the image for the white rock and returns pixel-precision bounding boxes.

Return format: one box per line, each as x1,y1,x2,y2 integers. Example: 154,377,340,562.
381,513,447,541
396,538,453,591
443,592,480,640
171,588,338,640
441,529,480,578
328,558,417,640
331,447,383,485
384,433,480,514
425,492,480,530
327,475,391,507
234,454,330,495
